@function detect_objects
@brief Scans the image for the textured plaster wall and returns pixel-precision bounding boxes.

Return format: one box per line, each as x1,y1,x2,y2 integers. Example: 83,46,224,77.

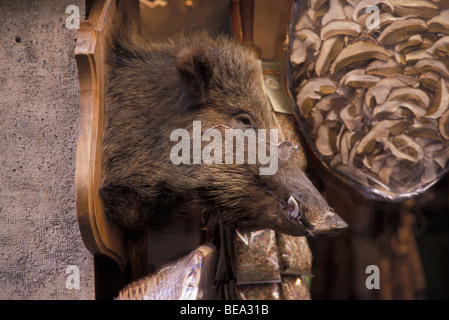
0,0,95,299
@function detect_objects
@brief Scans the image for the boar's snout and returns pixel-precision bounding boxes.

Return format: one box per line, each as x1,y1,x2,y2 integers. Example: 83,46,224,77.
309,207,349,237
282,168,348,237
289,195,348,237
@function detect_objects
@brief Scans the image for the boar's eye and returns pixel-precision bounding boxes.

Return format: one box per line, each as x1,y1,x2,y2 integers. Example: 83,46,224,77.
234,114,254,129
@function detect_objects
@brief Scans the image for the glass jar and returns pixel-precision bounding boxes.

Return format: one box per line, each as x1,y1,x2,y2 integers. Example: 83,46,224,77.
287,0,449,201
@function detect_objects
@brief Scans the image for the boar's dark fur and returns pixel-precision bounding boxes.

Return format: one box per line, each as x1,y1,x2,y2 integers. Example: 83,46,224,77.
99,0,347,278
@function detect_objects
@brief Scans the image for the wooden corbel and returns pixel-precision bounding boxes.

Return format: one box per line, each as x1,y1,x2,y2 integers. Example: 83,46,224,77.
75,0,128,270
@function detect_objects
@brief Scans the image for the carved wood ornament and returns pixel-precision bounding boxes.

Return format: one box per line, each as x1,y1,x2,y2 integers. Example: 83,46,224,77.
75,0,128,270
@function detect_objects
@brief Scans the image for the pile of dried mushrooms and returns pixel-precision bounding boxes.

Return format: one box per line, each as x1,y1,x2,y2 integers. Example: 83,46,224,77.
290,0,449,199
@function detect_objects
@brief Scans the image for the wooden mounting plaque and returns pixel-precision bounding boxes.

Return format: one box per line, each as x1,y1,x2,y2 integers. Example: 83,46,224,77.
75,0,128,270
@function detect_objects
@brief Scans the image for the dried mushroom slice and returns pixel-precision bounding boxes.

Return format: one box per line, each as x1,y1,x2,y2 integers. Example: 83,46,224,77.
379,13,408,28
418,116,439,127
345,74,381,88
439,108,449,139
362,153,375,170
346,0,360,7
326,109,340,122
388,87,431,109
314,93,347,112
422,158,441,183
428,36,449,56
435,0,449,9
434,146,449,168
393,49,406,65
366,58,403,77
356,119,406,154
322,0,347,26
291,29,321,65
426,78,449,119
295,28,322,50
370,154,388,174
341,104,363,131
336,122,347,149
427,9,449,34
405,49,434,63
305,109,324,136
404,58,449,79
365,78,408,107
378,156,398,185
316,123,339,156
373,101,427,120
378,18,428,45
392,74,420,88
348,138,363,168
320,20,361,41
310,0,327,10
339,68,366,84
421,143,446,183
295,11,319,31
291,38,308,65
395,35,423,53
330,40,391,74
422,34,438,48
339,130,358,165
339,130,351,165
392,134,425,161
383,139,417,163
407,123,440,140
424,143,444,162
343,4,355,19
307,5,328,22
389,0,440,18
420,71,441,90
315,36,345,76
296,77,337,115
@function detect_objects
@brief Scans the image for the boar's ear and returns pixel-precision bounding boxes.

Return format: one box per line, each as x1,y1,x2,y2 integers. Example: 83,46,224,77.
175,46,213,100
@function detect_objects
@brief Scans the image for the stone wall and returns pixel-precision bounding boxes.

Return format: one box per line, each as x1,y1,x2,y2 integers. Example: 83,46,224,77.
0,0,95,299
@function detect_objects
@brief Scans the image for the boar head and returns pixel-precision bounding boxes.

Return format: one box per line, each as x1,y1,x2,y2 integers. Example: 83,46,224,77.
100,31,348,239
